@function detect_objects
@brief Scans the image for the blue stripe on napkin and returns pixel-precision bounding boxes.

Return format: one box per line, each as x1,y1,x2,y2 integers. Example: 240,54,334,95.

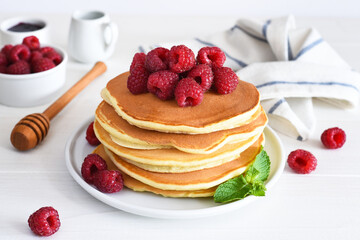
268,98,285,114
230,25,267,43
195,38,248,68
262,20,271,39
293,38,324,60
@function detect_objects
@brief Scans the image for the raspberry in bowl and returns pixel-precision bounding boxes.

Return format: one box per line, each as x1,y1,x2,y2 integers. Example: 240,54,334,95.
0,36,68,107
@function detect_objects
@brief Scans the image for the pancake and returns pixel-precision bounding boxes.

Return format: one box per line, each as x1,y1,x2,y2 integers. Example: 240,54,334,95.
93,144,215,197
104,136,263,191
94,119,263,172
96,101,268,154
102,72,260,134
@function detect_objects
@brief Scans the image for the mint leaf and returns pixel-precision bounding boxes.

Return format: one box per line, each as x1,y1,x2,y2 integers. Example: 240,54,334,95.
214,175,252,203
251,181,267,196
245,147,270,183
214,147,271,203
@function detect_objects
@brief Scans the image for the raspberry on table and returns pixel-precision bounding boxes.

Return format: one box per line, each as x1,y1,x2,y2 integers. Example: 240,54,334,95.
85,121,101,146
321,127,346,149
31,57,56,73
93,170,124,193
1,44,13,56
168,45,196,73
8,44,31,63
81,153,108,184
43,50,62,65
147,70,179,100
28,206,60,237
0,53,7,66
175,77,204,107
22,36,40,51
187,64,214,91
213,67,239,94
145,47,169,72
6,60,31,74
196,46,226,68
130,52,146,73
287,149,317,174
127,63,150,94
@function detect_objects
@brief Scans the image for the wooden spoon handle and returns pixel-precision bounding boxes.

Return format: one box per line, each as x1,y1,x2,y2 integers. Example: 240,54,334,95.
43,61,107,120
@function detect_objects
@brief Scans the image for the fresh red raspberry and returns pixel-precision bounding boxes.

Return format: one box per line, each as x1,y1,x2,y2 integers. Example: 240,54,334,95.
175,77,204,107
86,121,101,146
147,70,179,100
145,47,169,72
0,53,7,66
93,170,124,193
40,46,56,55
28,206,60,237
43,50,62,65
187,64,214,91
197,46,226,68
81,153,108,184
31,57,55,73
30,51,43,63
8,44,31,63
0,65,6,73
22,35,40,51
213,67,239,94
127,63,150,94
130,52,146,73
287,149,317,174
7,60,31,74
321,127,346,149
1,44,13,56
168,45,196,73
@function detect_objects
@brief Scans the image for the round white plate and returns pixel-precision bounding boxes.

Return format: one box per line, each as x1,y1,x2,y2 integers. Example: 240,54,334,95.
65,117,285,219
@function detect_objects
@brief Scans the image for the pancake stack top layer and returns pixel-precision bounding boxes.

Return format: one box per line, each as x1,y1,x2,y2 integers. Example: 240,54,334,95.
93,72,268,198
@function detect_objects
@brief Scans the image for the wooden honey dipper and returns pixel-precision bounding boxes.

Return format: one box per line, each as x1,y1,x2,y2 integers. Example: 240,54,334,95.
10,61,107,151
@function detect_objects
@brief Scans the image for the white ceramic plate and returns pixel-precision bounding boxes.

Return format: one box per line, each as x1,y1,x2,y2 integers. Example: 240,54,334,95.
65,117,285,219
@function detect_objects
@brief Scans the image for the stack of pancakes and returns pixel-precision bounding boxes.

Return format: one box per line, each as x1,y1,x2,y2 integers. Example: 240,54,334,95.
92,72,268,198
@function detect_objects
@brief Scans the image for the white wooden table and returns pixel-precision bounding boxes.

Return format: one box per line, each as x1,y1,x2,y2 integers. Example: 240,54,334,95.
1,14,359,239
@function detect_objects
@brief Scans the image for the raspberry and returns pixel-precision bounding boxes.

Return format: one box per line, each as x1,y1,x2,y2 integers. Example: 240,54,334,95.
0,65,6,73
40,46,56,55
81,153,108,184
85,121,101,146
28,206,60,237
8,44,31,63
127,63,150,94
147,70,179,100
321,127,346,149
1,44,13,56
22,36,40,51
30,51,43,63
287,149,317,174
213,67,239,94
175,77,204,107
43,50,62,65
168,45,196,73
0,53,7,66
145,47,169,72
93,170,124,193
197,46,226,68
7,60,31,74
187,64,214,91
31,57,55,73
130,52,146,73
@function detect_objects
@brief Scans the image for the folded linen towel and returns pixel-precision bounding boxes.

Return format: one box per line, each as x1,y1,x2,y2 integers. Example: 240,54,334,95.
141,15,360,140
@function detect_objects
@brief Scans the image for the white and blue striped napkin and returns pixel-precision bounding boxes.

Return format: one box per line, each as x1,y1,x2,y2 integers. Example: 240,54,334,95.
140,15,360,140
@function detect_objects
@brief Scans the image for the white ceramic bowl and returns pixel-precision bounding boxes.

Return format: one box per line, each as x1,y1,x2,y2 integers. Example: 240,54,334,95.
0,17,49,45
0,46,68,107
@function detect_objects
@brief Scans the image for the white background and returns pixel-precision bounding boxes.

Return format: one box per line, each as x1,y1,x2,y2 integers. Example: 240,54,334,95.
1,0,360,17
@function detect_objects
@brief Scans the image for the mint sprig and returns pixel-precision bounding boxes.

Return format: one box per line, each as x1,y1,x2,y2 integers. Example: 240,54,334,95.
214,147,270,203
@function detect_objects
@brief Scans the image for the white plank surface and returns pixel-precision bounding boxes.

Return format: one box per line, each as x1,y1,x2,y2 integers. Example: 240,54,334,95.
0,14,360,239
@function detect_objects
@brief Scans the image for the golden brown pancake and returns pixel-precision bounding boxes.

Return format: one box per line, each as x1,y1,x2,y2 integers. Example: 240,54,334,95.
102,72,260,134
93,144,216,197
96,101,268,154
94,119,263,172
104,136,263,191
